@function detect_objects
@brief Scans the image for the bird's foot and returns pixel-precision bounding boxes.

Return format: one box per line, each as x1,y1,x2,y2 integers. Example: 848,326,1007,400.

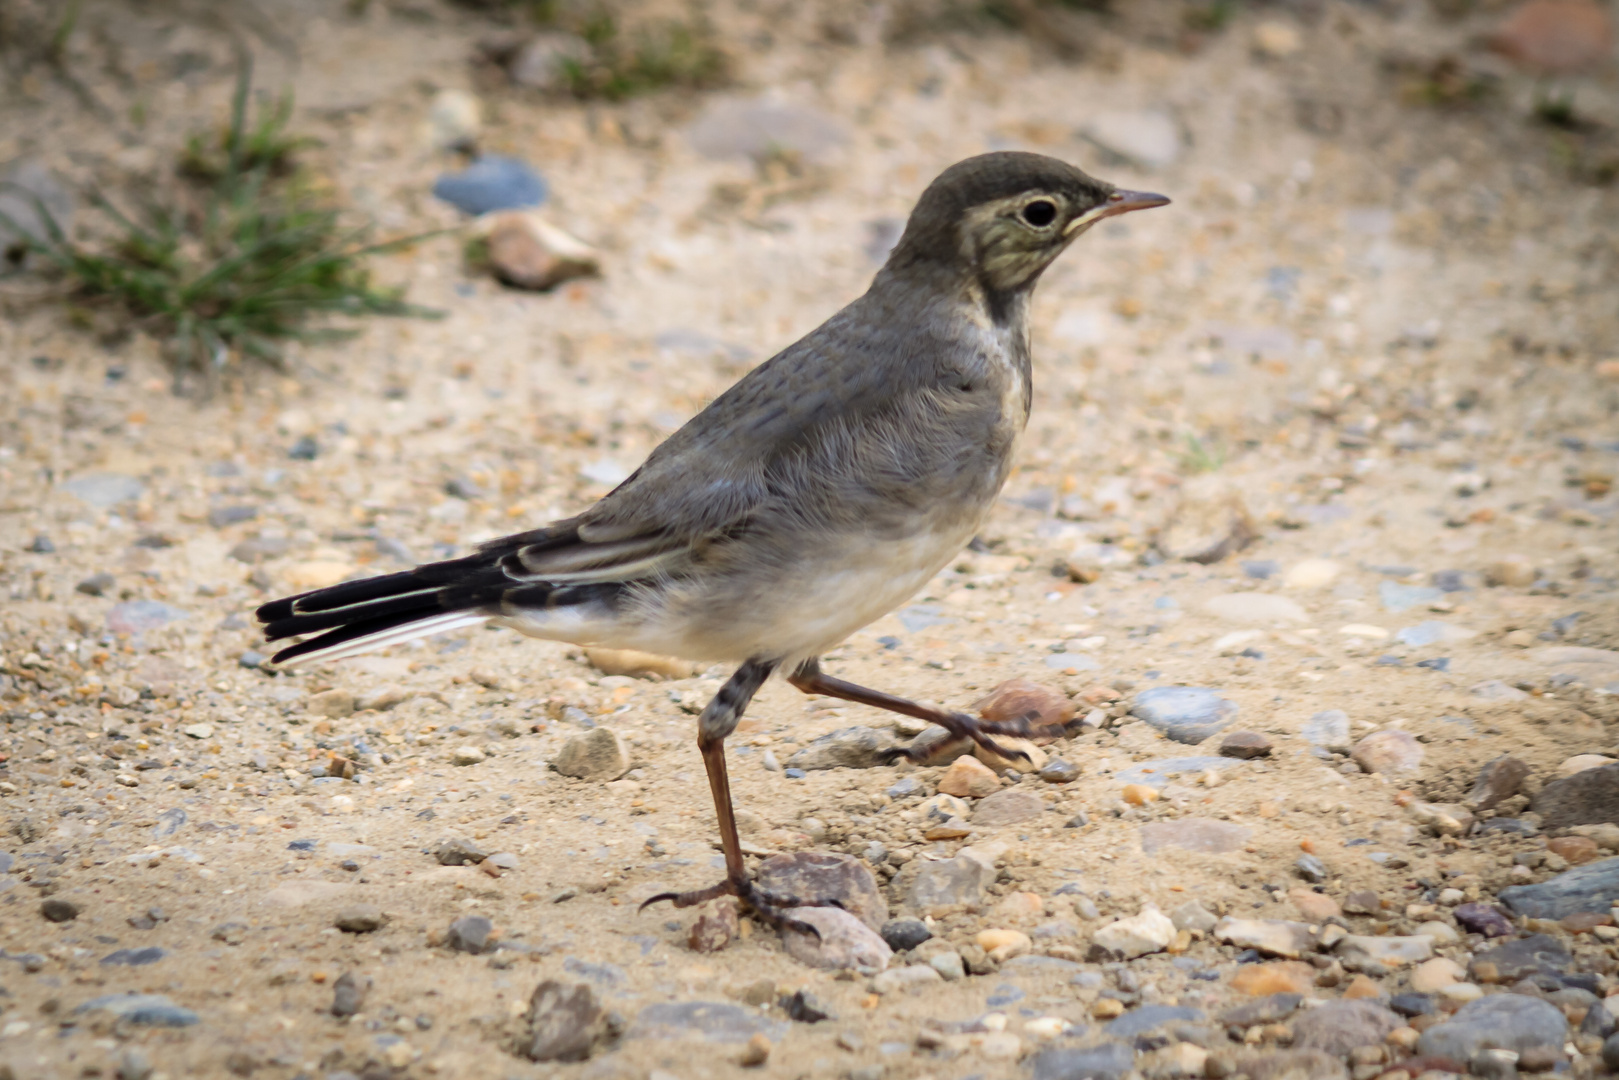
880,709,1053,765
640,877,843,939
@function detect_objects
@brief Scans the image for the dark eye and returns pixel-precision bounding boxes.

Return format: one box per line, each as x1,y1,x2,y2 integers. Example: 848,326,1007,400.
1022,200,1057,227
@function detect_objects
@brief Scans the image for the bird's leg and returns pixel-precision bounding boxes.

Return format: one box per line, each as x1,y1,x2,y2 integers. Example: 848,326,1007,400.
640,659,834,935
788,657,1055,764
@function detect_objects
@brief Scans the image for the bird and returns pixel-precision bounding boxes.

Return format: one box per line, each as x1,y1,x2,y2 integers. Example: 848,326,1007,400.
256,151,1168,929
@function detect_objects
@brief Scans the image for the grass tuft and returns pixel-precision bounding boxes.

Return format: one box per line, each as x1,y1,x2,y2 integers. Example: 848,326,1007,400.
556,7,727,101
0,61,438,390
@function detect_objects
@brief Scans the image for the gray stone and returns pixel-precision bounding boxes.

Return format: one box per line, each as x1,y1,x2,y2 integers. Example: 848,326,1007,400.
1028,1041,1135,1080
1291,1000,1401,1056
75,993,198,1027
886,776,922,798
434,836,488,866
907,855,992,910
880,918,932,953
628,1000,789,1043
1417,993,1568,1061
41,898,80,922
1351,729,1424,776
207,504,258,529
1468,934,1571,981
1499,856,1619,918
1380,581,1442,612
334,904,384,933
446,915,494,954
1170,901,1218,933
76,572,115,596
331,971,369,1017
99,947,167,966
1220,994,1302,1026
757,852,885,930
553,727,629,781
971,788,1045,827
1078,109,1182,169
1219,730,1272,758
107,601,188,635
1130,687,1238,744
62,472,143,508
1302,709,1351,752
687,100,848,163
1104,1004,1203,1037
781,907,892,971
1114,756,1240,788
1139,817,1251,855
524,979,602,1062
1471,678,1530,700
1453,902,1515,937
1467,756,1531,812
1040,758,1080,783
787,726,896,771
781,989,835,1023
115,1049,153,1080
432,155,547,215
1532,765,1619,830
1202,593,1307,624
562,956,626,986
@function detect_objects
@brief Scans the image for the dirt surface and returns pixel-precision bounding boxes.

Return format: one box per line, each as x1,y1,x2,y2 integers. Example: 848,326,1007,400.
2,2,1618,1079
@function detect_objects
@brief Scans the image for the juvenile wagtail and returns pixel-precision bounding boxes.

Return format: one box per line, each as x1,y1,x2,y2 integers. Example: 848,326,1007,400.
258,152,1168,927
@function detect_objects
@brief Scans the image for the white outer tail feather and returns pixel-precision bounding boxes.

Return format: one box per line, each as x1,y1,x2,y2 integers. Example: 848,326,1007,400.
273,611,490,667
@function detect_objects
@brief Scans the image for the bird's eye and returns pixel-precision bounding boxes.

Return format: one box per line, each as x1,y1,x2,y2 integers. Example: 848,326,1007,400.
1021,200,1057,227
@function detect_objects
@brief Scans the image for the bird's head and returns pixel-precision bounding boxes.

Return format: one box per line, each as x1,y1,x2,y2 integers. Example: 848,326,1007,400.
887,151,1169,295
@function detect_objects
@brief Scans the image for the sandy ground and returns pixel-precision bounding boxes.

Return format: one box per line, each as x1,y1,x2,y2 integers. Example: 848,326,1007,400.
1,1,1618,1078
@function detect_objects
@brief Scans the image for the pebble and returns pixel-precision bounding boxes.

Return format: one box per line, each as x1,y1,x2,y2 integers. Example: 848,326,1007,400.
553,728,630,781
787,726,896,771
331,970,370,1016
432,155,547,215
879,918,931,953
1560,754,1617,777
1547,835,1601,864
1489,0,1614,74
1201,593,1307,624
908,854,992,910
108,600,189,634
1379,581,1442,612
757,853,886,931
1466,755,1531,811
334,904,384,933
974,677,1074,731
971,788,1045,827
688,898,739,953
1302,709,1352,752
1130,686,1239,744
1485,555,1538,587
922,792,971,821
446,915,494,954
182,722,214,740
1337,934,1433,969
976,928,1032,961
1253,19,1303,58
1214,629,1266,654
1221,993,1303,1026
1078,108,1183,169
783,908,891,971
1026,1042,1135,1080
76,571,115,596
1039,758,1080,783
1343,890,1381,914
434,836,488,866
1104,1003,1204,1037
1532,765,1619,830
1571,822,1619,850
41,898,80,922
1139,818,1251,855
1282,558,1339,589
115,1050,153,1080
1468,934,1571,982
1219,730,1272,759
1453,903,1514,937
1408,801,1474,837
1092,905,1175,959
1289,888,1340,922
1121,783,1158,806
937,755,1001,798
482,211,600,292
1351,730,1425,776
1417,993,1569,1061
1214,917,1317,959
26,534,54,553
524,979,602,1062
74,993,198,1028
1230,962,1315,996
687,100,848,163
1410,957,1465,992
1414,921,1459,944
929,951,965,980
63,472,144,508
1397,621,1474,647
1170,901,1218,932
1292,999,1402,1056
423,87,480,151
1470,679,1529,701
1339,623,1390,640
1295,854,1328,883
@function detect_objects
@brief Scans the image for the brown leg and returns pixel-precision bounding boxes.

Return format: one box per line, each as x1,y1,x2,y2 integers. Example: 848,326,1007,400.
640,659,837,933
788,657,1055,764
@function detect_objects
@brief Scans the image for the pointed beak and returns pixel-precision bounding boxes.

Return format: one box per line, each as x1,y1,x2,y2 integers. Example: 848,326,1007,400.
1067,189,1171,233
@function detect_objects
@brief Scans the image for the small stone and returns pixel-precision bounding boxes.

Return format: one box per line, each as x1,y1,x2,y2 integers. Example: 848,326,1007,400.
1219,731,1272,759
1214,917,1317,959
1093,905,1175,959
1295,854,1328,883
1408,801,1474,837
1410,957,1465,993
929,951,966,980
433,155,547,216
553,728,630,781
1121,783,1159,806
1337,934,1433,970
1131,686,1239,744
1342,973,1386,1000
107,600,188,635
116,1049,153,1080
880,918,931,953
782,989,835,1023
1468,934,1570,982
1137,818,1253,857
1571,822,1619,850
1343,890,1381,915
1253,20,1303,58
76,571,116,596
758,852,885,930
783,908,892,971
1171,901,1219,933
689,897,740,954
1560,754,1617,777
41,898,80,923
1091,998,1126,1019
1221,993,1304,1026
334,904,384,933
1379,581,1442,612
182,723,214,740
1202,592,1308,624
452,745,487,766
972,788,1045,827
1302,710,1352,752
1500,856,1619,918
1351,730,1425,776
787,726,897,771
1471,679,1530,701
1533,766,1619,831
1466,755,1531,811
1104,1003,1205,1037
908,854,993,910
1453,903,1514,937
1039,758,1080,783
1417,992,1569,1061
1289,889,1341,922
1547,835,1601,865
739,1032,771,1067
331,970,370,1017
1079,108,1183,169
434,837,488,866
63,472,143,508
525,979,602,1062
446,915,494,954
1230,962,1316,997
25,534,55,553
482,211,600,292
282,561,354,590
287,435,318,460
206,504,258,529
974,677,1075,733
1282,558,1339,589
1486,555,1538,587
1488,0,1614,74
1292,1000,1402,1057
867,962,938,994
75,994,198,1028
938,755,1001,798
1414,921,1460,945
423,87,480,151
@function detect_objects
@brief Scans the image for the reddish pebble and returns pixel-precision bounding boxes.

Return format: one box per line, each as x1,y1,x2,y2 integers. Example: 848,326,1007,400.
1489,0,1613,74
974,678,1075,738
1547,835,1600,865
